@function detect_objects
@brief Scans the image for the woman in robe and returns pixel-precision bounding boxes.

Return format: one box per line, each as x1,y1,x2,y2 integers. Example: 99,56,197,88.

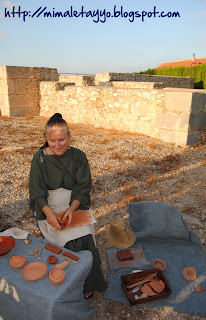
29,113,107,298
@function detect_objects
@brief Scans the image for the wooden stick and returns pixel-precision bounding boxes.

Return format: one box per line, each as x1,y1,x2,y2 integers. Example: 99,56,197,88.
126,273,157,289
21,247,33,255
31,248,39,256
55,253,78,264
38,248,42,260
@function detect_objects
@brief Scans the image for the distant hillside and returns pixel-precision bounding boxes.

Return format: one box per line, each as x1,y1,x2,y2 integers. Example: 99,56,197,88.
137,64,206,89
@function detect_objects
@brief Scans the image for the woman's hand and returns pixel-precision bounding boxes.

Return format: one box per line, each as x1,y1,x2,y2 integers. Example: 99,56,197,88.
62,200,81,228
62,207,74,227
42,205,62,231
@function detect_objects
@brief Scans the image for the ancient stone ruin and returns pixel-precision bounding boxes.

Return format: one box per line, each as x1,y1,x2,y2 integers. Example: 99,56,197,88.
1,65,206,146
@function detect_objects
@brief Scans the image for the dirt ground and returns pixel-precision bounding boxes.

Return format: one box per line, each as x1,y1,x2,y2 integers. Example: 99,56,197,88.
1,116,206,320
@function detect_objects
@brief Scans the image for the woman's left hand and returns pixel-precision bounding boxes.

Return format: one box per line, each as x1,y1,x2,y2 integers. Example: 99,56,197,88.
61,199,81,228
62,208,74,227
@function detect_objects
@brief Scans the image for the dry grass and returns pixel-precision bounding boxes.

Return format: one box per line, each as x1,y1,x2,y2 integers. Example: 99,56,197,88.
1,116,206,320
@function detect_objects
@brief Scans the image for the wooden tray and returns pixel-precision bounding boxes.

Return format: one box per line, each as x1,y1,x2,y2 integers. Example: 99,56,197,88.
121,268,172,305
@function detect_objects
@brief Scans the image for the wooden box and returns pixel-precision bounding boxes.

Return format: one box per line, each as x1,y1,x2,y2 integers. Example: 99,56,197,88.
121,268,172,305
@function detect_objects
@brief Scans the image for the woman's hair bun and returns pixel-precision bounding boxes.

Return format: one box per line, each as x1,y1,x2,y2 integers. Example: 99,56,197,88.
50,113,62,120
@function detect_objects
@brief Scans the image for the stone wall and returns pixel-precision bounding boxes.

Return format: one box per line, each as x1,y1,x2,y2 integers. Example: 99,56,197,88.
95,72,195,89
59,74,95,86
39,81,206,146
0,66,9,116
1,66,205,146
163,89,206,145
0,66,59,117
111,81,160,89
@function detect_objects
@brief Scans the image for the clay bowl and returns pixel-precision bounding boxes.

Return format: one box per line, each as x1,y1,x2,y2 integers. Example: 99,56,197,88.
182,267,197,281
49,268,65,285
48,255,58,264
153,259,166,270
0,236,15,255
9,255,26,269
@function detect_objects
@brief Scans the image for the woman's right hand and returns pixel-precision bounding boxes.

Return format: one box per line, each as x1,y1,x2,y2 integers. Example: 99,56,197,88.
42,205,62,231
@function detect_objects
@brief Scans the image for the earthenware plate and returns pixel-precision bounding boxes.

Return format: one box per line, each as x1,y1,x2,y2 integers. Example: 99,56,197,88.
0,236,15,255
22,262,48,281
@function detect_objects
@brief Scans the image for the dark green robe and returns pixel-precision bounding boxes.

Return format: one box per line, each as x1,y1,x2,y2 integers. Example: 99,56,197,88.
29,147,107,292
29,147,92,220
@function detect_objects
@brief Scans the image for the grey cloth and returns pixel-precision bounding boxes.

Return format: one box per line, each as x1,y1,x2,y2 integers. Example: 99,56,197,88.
0,235,95,320
104,201,206,317
107,247,151,271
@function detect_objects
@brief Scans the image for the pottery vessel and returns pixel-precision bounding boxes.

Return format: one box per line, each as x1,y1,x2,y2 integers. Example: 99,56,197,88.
153,259,166,270
0,236,15,255
49,269,65,285
22,262,48,281
53,260,70,270
9,255,26,269
47,255,58,264
182,267,197,281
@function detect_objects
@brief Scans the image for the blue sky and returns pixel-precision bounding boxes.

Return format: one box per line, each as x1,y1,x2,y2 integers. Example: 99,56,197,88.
0,0,206,74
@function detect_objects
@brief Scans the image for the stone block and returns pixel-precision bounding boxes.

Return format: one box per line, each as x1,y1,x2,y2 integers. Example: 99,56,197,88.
189,112,206,130
0,66,7,79
0,94,9,107
7,79,15,94
10,107,28,117
191,92,206,112
14,79,31,94
156,112,179,129
159,130,188,146
0,107,10,116
179,113,190,130
0,79,8,94
9,94,29,109
165,91,193,113
187,132,202,146
6,66,31,79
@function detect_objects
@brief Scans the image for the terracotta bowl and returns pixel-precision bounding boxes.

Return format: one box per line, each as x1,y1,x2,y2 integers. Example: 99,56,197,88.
0,236,15,255
9,255,26,269
153,259,166,270
48,255,58,264
49,268,65,285
182,267,197,281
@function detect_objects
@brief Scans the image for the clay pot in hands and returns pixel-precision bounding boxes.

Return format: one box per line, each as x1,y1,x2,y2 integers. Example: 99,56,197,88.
9,255,26,269
49,269,65,285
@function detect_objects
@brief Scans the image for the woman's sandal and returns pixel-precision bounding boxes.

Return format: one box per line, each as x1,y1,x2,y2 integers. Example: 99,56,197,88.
84,291,94,299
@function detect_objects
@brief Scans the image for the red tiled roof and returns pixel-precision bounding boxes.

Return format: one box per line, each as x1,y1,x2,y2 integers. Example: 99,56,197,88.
156,57,206,69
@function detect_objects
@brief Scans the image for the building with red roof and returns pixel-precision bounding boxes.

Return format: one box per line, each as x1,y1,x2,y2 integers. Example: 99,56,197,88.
156,56,206,69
